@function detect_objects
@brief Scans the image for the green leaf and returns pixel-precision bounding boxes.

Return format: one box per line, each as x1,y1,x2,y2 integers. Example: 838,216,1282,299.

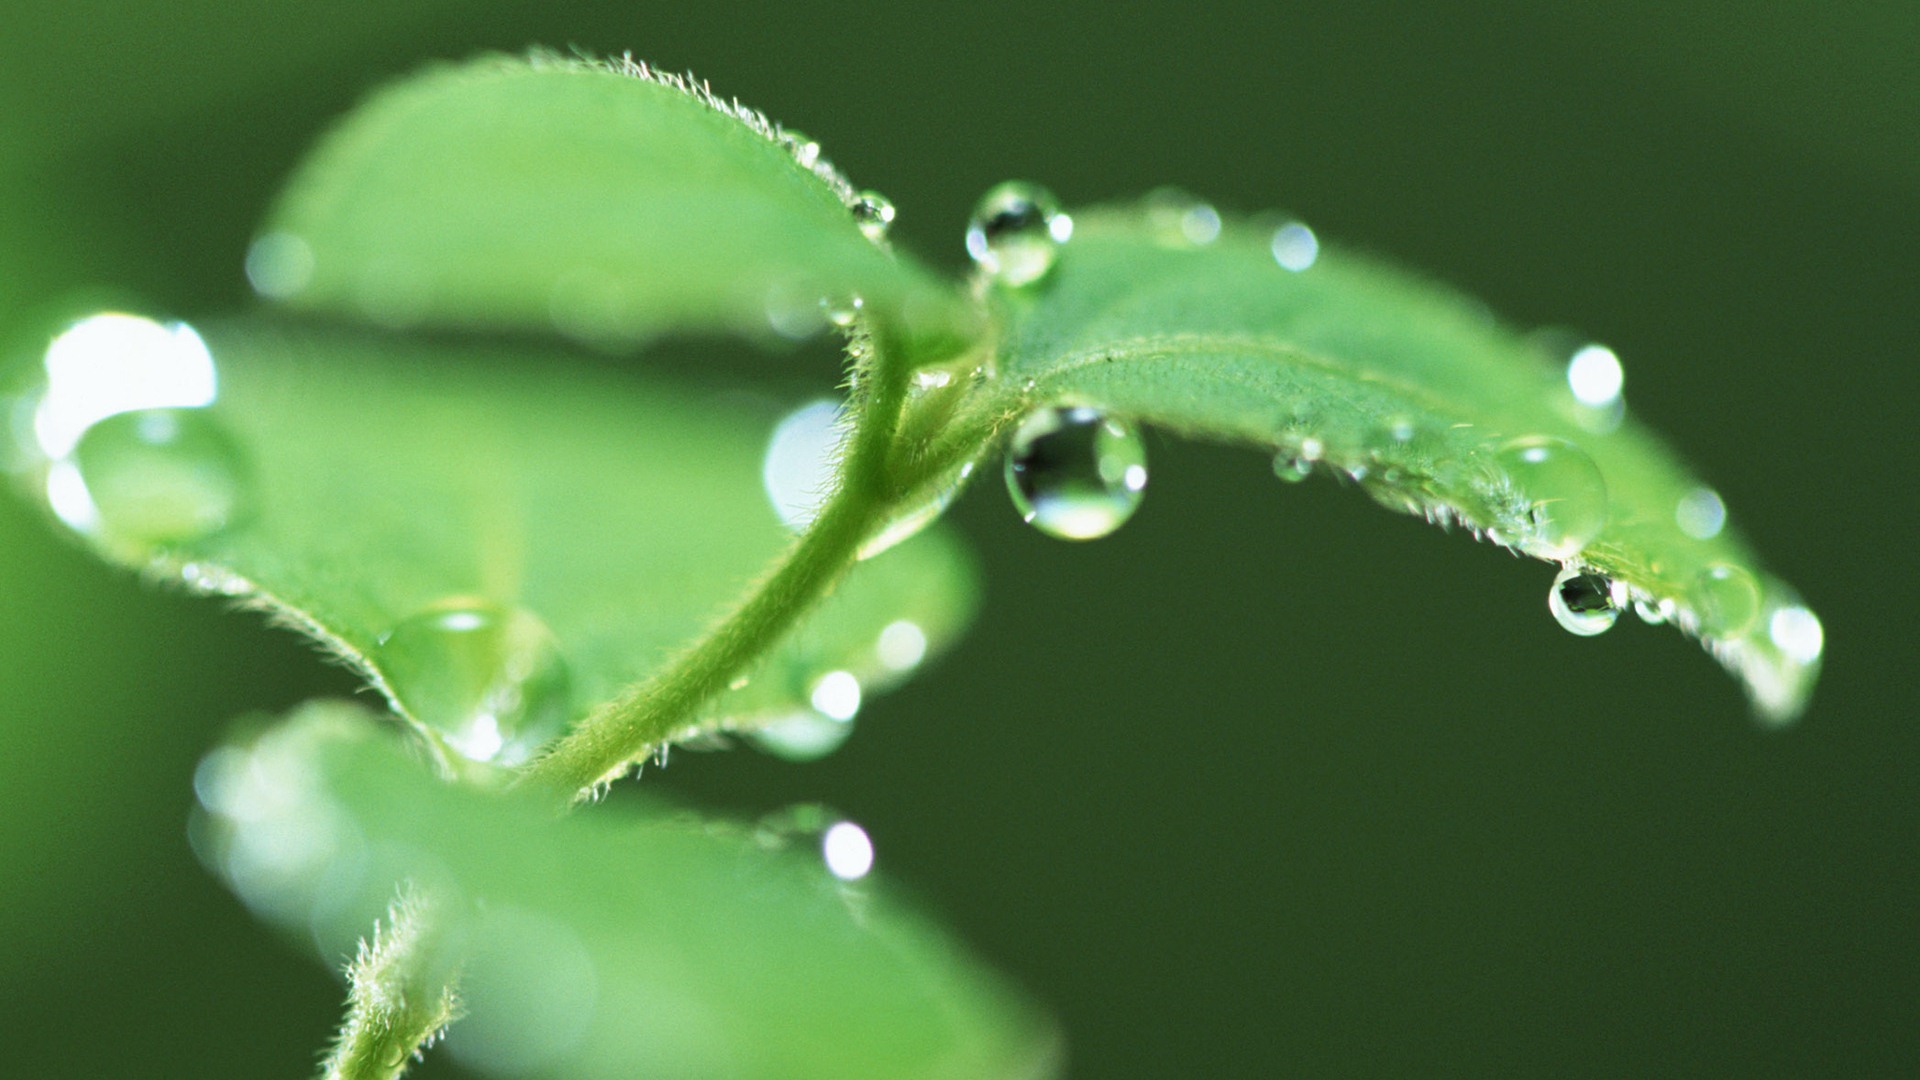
195,702,1059,1079
15,315,974,764
254,53,971,349
962,206,1822,720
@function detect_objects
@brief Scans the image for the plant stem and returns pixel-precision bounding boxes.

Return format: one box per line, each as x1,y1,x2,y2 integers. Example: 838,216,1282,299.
520,323,917,800
318,889,459,1080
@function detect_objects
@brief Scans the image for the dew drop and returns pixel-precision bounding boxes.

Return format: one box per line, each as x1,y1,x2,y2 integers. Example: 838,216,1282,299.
1633,596,1674,625
1691,562,1762,637
69,408,250,546
1005,407,1147,540
1675,486,1727,540
33,313,218,459
1565,343,1624,407
1549,566,1624,636
965,181,1073,287
821,820,874,881
1494,435,1608,559
748,710,855,762
1768,605,1824,665
1270,221,1319,271
777,128,821,168
1144,188,1222,246
851,190,896,241
822,294,863,328
1273,454,1313,483
373,601,573,767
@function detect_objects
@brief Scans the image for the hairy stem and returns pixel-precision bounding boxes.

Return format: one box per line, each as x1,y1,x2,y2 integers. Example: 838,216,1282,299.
318,889,460,1080
520,323,918,799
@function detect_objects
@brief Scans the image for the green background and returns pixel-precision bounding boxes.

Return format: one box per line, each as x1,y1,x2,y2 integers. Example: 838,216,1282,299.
2,2,1912,1075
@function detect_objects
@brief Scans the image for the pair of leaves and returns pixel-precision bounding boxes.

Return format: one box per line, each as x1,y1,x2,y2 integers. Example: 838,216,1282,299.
10,51,1821,1079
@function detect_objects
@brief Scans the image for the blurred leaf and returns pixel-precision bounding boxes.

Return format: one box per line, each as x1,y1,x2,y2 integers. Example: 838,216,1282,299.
196,701,1059,1080
963,207,1821,718
16,317,974,763
258,54,971,348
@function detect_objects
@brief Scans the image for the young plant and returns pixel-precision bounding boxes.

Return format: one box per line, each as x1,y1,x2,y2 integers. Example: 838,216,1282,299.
6,52,1823,1078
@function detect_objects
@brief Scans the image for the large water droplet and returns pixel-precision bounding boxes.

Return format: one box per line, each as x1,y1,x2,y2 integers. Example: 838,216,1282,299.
1005,407,1147,540
374,601,573,767
851,190,896,241
1549,566,1624,636
965,181,1073,287
1691,562,1762,637
1494,435,1608,558
33,313,218,459
1768,605,1824,665
66,408,250,547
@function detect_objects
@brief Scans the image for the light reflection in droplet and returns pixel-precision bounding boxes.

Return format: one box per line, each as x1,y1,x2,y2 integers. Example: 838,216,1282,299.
43,458,101,533
809,670,862,722
1675,486,1727,540
876,620,928,672
35,313,217,458
762,399,849,532
1768,606,1824,664
1566,344,1624,407
1270,222,1319,271
822,821,874,881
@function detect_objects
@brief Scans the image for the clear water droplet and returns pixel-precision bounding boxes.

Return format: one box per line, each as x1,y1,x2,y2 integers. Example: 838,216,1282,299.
1494,435,1608,558
1549,567,1623,636
1270,221,1319,271
748,710,856,762
68,408,250,546
1005,406,1147,540
32,313,218,459
1633,596,1674,625
1675,486,1727,540
965,181,1072,287
777,128,821,168
851,190,896,241
1144,188,1222,245
1273,454,1313,483
822,293,863,327
1692,562,1762,637
374,601,573,767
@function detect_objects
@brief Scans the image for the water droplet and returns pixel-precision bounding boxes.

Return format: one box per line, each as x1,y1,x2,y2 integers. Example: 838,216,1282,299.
68,408,249,546
1004,406,1147,540
1297,436,1325,461
762,399,849,532
822,293,863,327
373,601,573,767
1144,188,1222,245
748,710,855,762
777,128,821,168
1633,596,1674,625
1494,435,1608,559
1675,486,1727,540
1692,562,1762,637
821,820,874,881
1270,221,1319,271
851,190,896,241
809,670,862,721
32,313,218,459
1386,416,1416,443
1549,567,1624,636
876,620,929,672
244,232,315,300
1768,605,1824,665
1273,454,1313,483
1566,343,1624,407
965,181,1073,287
